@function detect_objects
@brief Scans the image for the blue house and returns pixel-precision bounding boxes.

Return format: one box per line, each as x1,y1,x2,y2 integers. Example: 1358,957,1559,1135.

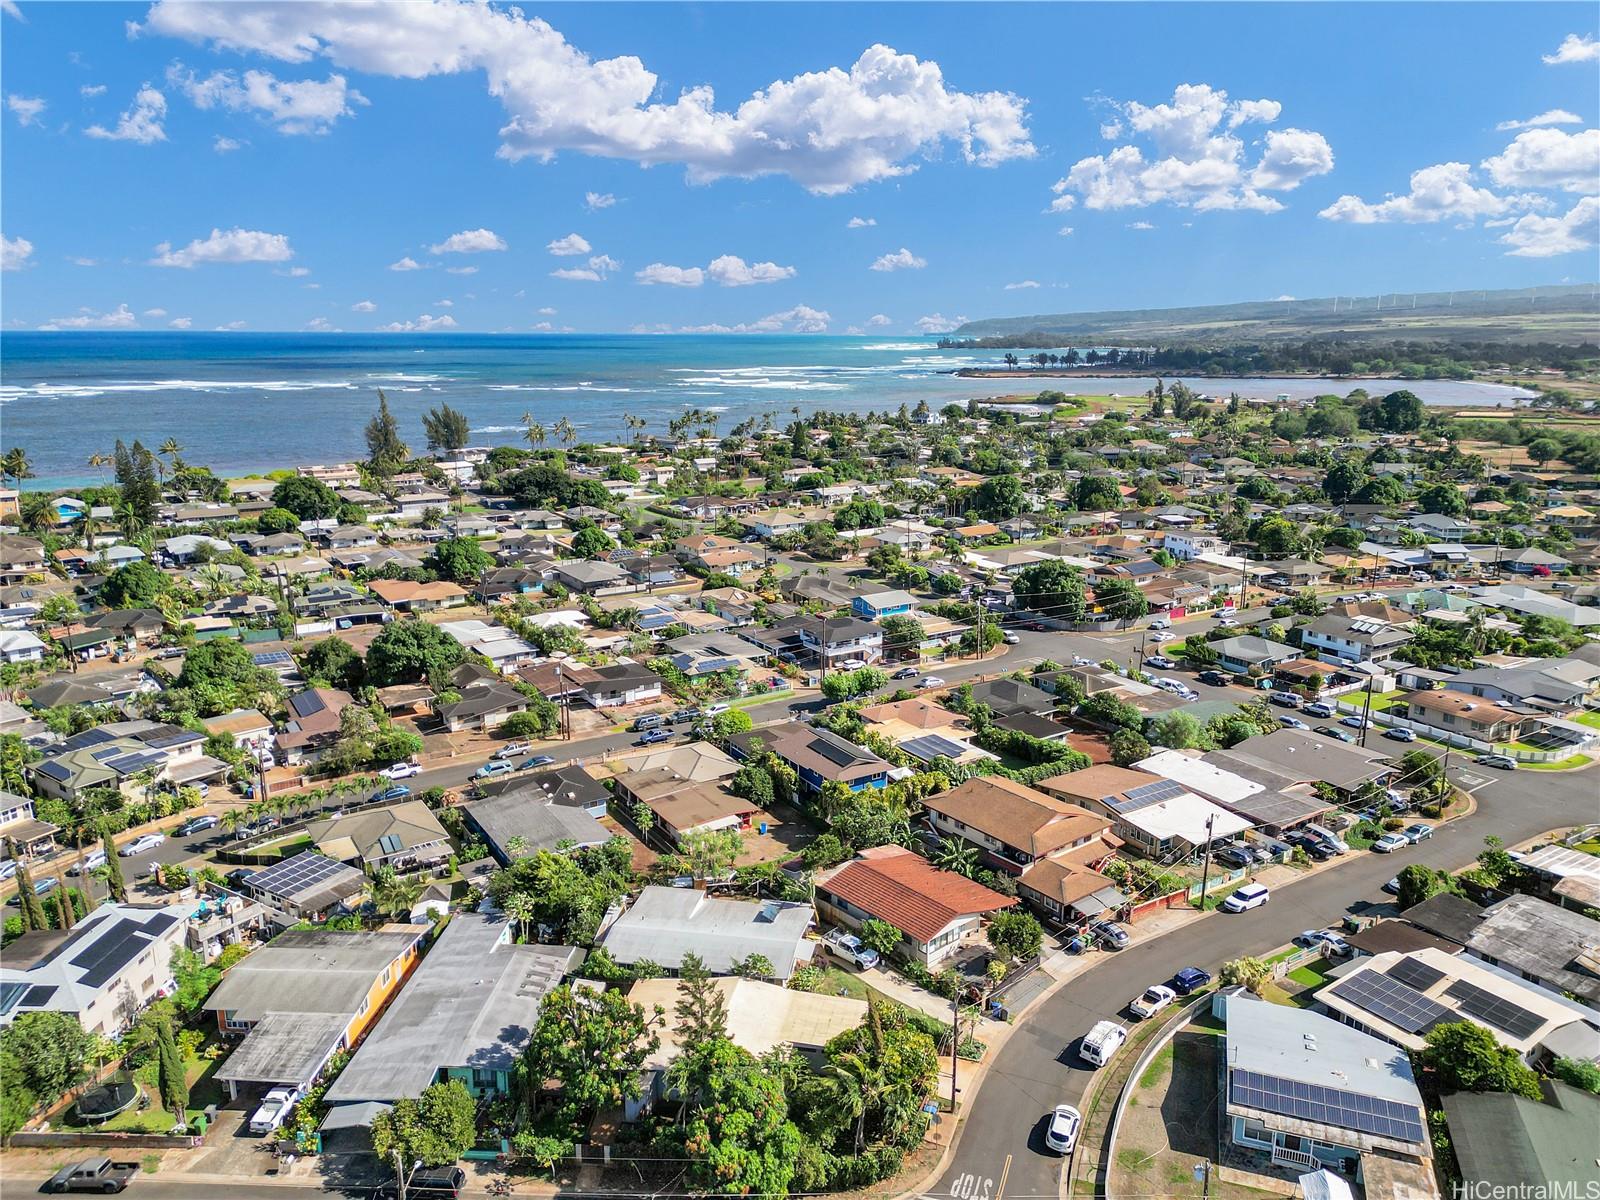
852,589,919,621
729,722,890,797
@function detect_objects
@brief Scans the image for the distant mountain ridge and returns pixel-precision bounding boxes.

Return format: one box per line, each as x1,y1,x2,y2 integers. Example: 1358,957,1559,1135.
954,284,1600,345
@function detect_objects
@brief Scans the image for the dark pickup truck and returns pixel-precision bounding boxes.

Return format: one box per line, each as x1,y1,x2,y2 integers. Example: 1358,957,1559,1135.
41,1158,139,1194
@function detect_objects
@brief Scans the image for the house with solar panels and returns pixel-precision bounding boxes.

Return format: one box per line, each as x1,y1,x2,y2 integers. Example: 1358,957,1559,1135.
28,720,230,804
1315,947,1599,1062
1221,992,1433,1181
1038,763,1249,859
0,901,197,1035
235,851,369,925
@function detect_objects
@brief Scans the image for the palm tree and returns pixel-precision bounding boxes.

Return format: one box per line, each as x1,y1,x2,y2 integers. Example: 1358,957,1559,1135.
553,418,577,448
368,866,423,918
521,413,546,451
87,451,112,482
1,447,32,489
502,891,537,942
115,502,146,540
932,839,979,879
195,564,232,602
824,1049,882,1153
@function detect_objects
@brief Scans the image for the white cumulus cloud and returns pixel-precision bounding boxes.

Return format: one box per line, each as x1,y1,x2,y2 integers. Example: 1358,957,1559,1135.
142,307,167,317
215,320,247,331
1496,109,1582,132
38,303,139,331
1054,83,1332,213
635,263,704,287
1543,33,1600,64
137,4,1035,193
912,313,966,333
1128,220,1156,230
168,63,366,134
1481,127,1600,194
1004,280,1040,290
546,232,591,256
871,247,925,272
1318,162,1533,224
378,313,458,331
2,2,24,21
551,254,619,282
7,94,45,126
85,84,167,143
2,234,34,271
434,298,453,307
538,306,557,315
305,316,338,331
352,299,377,312
1499,197,1600,257
169,316,193,329
213,135,243,152
80,83,107,98
150,227,294,268
446,265,477,275
847,216,876,228
389,255,424,271
584,191,616,210
867,313,892,326
429,228,507,254
681,304,831,334
707,255,795,286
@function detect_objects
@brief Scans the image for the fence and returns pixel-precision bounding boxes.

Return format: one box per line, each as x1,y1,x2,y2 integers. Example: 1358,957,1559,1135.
1333,697,1588,763
11,1131,204,1150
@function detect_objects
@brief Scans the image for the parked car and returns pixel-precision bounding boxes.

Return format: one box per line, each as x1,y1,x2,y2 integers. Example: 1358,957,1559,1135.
1403,823,1434,843
1315,725,1356,743
371,785,411,803
1269,691,1301,708
1044,1104,1082,1154
1295,930,1352,957
704,703,731,717
380,760,421,780
821,929,880,970
473,761,513,780
1197,670,1231,687
248,1086,300,1135
1383,727,1416,742
1214,845,1255,869
68,850,109,875
917,675,946,689
892,667,920,679
1372,832,1410,854
1087,918,1129,949
671,708,700,723
1215,616,1239,628
1129,984,1177,1019
1144,655,1176,670
1277,716,1309,731
7,876,58,904
492,742,532,760
1475,753,1517,770
374,1167,467,1200
175,814,218,837
119,833,164,857
0,859,15,882
1302,702,1334,719
517,755,556,771
635,728,672,746
1148,629,1174,643
42,1158,140,1194
1172,967,1212,995
1079,1020,1128,1067
631,714,664,732
1339,715,1367,730
1382,876,1401,895
1072,655,1096,667
1221,883,1270,912
1003,632,1021,645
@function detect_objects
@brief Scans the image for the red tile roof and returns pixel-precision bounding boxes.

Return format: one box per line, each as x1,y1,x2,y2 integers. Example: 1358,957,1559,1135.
819,846,1015,942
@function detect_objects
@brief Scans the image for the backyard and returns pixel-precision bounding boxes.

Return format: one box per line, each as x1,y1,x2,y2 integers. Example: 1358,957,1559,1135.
60,1038,229,1134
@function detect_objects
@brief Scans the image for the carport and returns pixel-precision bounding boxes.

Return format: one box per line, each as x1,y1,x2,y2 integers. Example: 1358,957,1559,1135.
214,1011,347,1101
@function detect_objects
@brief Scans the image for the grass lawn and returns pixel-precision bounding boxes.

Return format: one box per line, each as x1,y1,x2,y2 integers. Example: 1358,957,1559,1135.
1137,1042,1174,1090
93,1049,228,1133
1572,711,1600,731
1259,981,1317,1009
1524,754,1592,771
814,967,894,1008
1287,959,1334,989
1344,821,1382,851
1264,946,1299,966
252,833,312,859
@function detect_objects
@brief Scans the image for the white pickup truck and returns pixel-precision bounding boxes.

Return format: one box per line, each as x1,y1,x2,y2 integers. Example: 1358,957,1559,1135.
248,1086,300,1135
821,928,881,971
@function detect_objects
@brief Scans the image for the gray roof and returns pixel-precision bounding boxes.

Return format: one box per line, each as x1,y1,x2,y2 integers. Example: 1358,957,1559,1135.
1227,993,1424,1109
1210,635,1298,664
324,914,582,1106
1216,729,1392,791
204,928,425,1023
1399,893,1487,945
1214,788,1331,829
1466,894,1600,1004
598,885,814,981
462,795,611,861
1443,1084,1600,1191
213,1011,348,1087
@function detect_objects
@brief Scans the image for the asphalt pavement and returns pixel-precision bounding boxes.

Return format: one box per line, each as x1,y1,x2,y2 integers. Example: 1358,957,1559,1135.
925,760,1600,1200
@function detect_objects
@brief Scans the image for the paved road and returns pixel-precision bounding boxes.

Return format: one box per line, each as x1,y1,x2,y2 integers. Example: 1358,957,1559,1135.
925,761,1599,1200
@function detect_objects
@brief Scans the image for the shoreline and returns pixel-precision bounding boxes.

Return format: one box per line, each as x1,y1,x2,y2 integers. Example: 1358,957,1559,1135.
950,367,1477,383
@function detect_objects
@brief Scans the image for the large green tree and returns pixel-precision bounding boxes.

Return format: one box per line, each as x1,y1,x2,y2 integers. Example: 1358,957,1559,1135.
365,620,467,687
680,1039,803,1196
1094,578,1149,623
517,985,662,1126
428,537,494,584
1012,560,1086,620
1421,1021,1542,1099
155,1014,190,1122
100,560,169,610
365,390,409,473
270,475,343,521
970,474,1025,520
0,1012,93,1105
299,637,366,691
421,404,471,452
370,1079,478,1168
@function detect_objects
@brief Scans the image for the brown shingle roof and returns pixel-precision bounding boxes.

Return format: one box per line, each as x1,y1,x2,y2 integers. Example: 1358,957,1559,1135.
819,845,1014,942
924,777,1110,858
1018,855,1114,908
1037,763,1162,805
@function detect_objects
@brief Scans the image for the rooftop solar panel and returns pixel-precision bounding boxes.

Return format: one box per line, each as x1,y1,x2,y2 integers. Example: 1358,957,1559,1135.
22,984,58,1006
290,691,327,719
1385,957,1446,993
813,737,867,767
0,982,28,1016
1229,1068,1425,1144
1328,970,1452,1036
1109,777,1186,814
248,851,359,900
1445,979,1544,1040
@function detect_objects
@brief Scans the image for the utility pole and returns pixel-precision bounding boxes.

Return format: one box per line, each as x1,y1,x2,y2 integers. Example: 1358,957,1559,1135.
1196,813,1216,910
949,988,960,1111
1359,672,1375,749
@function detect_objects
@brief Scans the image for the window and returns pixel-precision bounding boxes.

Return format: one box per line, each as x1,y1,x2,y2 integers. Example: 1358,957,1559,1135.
472,1068,498,1090
380,966,392,986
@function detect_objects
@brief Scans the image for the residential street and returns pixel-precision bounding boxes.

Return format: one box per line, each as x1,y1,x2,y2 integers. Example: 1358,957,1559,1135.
924,761,1599,1200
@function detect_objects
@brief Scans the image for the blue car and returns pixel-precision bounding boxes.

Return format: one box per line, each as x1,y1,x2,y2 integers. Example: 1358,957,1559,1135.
517,755,557,771
635,729,672,746
371,785,411,803
1172,967,1212,995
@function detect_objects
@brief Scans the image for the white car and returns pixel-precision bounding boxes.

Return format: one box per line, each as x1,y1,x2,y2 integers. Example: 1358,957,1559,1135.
821,929,880,970
1072,656,1095,667
703,702,731,716
1129,984,1177,1019
119,833,165,857
1147,629,1174,643
68,849,108,875
1372,832,1410,854
917,676,946,689
1045,1103,1082,1154
1003,632,1020,645
1221,883,1270,912
380,761,421,780
248,1086,300,1135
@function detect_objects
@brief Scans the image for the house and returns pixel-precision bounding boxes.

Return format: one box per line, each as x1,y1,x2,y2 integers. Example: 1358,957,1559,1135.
692,546,764,578
1016,852,1131,926
437,619,538,673
580,662,664,709
1442,654,1600,711
0,788,58,859
236,851,369,924
437,679,528,733
320,524,379,550
1315,948,1594,1061
966,677,1057,719
0,901,197,1034
487,765,609,818
598,885,815,981
30,722,228,804
1207,729,1393,795
729,722,890,796
205,927,427,1100
851,589,919,621
1162,532,1225,561
1443,1084,1600,1197
663,633,761,682
160,534,231,563
307,801,452,872
922,776,1114,875
0,534,46,584
1136,749,1332,833
321,915,582,1142
0,629,45,663
1037,763,1249,858
366,579,468,613
200,708,274,749
1222,993,1433,1181
627,554,687,588
607,740,740,786
275,687,354,763
796,614,883,667
1401,689,1533,743
84,608,166,643
814,845,1016,969
551,559,631,593
638,780,762,847
1210,635,1300,676
1301,613,1414,664
1462,894,1600,1005
461,790,611,862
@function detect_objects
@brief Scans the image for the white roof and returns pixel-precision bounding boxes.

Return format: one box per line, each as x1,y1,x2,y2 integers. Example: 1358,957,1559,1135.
1135,749,1264,805
630,976,865,1071
1119,790,1250,844
0,630,45,653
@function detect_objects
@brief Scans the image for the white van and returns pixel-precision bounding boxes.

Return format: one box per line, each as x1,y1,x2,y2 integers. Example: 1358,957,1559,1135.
1080,1020,1128,1067
1221,883,1270,913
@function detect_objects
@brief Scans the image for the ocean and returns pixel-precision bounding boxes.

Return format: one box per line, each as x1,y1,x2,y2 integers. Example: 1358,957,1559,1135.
0,332,1536,487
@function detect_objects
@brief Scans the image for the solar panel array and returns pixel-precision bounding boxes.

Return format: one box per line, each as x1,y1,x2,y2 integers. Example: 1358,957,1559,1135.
253,651,294,668
1109,777,1187,814
1328,970,1451,1035
70,919,155,989
1229,1068,1426,1144
1385,957,1446,993
813,736,868,768
1446,979,1544,1039
901,734,969,762
248,851,356,900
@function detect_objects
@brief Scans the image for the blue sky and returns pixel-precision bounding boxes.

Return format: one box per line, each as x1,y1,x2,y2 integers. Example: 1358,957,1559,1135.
2,1,1596,335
